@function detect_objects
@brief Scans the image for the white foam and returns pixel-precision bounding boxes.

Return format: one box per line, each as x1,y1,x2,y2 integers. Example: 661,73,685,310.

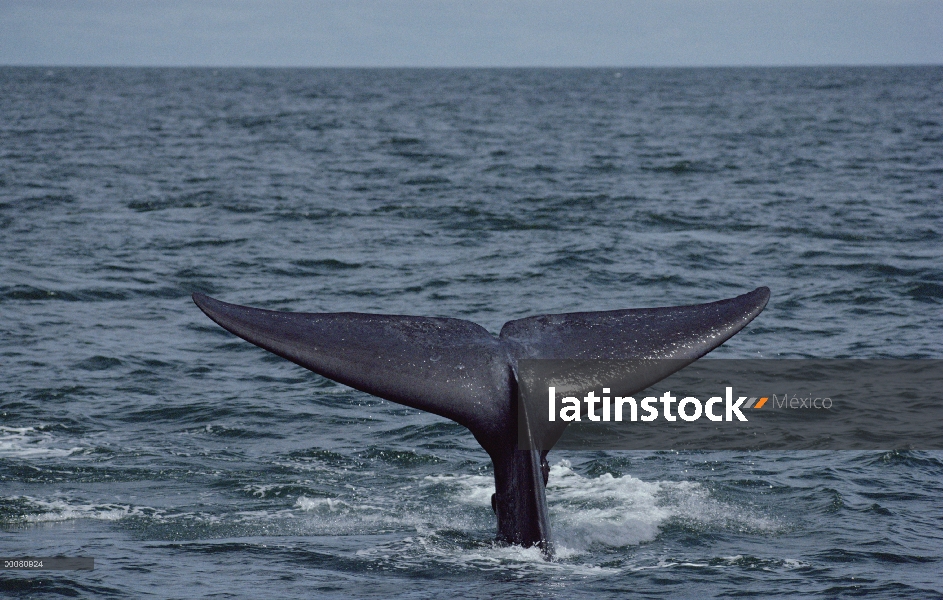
10,497,150,523
629,559,711,571
418,461,778,552
294,496,347,511
353,534,617,576
422,473,494,505
0,425,82,458
782,558,809,569
546,460,777,551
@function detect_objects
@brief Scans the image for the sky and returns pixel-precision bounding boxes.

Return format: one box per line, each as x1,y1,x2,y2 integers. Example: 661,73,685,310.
1,0,941,67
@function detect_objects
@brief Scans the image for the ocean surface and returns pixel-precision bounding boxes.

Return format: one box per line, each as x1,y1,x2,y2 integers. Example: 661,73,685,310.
1,66,941,598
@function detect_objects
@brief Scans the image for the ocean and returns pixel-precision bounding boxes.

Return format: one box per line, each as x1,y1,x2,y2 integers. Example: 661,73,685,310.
1,66,941,598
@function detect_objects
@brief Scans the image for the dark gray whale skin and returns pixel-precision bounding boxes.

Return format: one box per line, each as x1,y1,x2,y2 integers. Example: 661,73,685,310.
193,287,769,556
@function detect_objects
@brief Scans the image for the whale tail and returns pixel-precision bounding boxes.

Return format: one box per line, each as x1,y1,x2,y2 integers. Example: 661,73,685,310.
193,287,770,552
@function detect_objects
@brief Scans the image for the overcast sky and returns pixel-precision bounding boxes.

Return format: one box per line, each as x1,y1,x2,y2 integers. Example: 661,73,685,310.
2,0,941,67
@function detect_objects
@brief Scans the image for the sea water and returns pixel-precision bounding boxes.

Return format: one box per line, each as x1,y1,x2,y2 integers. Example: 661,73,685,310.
1,67,942,598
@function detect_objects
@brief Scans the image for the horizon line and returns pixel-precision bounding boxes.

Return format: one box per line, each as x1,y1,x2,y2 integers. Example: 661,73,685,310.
3,62,942,70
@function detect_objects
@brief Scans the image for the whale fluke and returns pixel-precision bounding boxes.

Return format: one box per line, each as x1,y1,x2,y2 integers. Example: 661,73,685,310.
193,286,769,554
192,293,512,454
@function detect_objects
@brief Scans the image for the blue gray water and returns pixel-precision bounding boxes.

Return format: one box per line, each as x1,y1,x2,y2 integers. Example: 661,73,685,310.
1,67,942,598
